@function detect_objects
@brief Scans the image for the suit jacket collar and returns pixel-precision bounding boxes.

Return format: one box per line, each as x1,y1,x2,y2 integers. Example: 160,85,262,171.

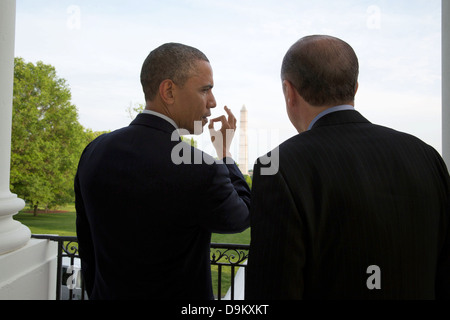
130,113,180,136
130,113,181,141
311,109,371,130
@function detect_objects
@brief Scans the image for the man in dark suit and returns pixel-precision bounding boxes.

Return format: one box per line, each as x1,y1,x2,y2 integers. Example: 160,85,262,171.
245,35,450,299
75,43,250,299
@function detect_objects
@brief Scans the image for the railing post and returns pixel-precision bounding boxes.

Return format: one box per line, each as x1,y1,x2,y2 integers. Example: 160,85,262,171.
217,265,222,300
230,265,235,300
56,239,63,300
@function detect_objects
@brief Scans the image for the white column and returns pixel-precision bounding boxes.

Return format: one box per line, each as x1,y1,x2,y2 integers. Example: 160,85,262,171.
0,0,31,255
443,0,450,167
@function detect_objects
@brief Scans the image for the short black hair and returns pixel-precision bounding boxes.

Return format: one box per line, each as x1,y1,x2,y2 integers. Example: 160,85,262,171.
140,43,209,101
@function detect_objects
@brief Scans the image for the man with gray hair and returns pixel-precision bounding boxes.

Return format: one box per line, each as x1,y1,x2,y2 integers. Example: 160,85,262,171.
75,43,250,299
246,35,450,299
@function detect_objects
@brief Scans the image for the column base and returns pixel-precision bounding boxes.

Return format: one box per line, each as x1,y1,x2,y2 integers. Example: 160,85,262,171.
0,221,31,255
0,193,31,255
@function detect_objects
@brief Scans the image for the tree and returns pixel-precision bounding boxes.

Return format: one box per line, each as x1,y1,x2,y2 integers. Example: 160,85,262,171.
243,174,252,189
126,101,145,119
10,58,87,215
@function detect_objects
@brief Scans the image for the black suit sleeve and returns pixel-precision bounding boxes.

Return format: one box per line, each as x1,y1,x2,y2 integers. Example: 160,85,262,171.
199,158,251,234
245,158,306,299
74,169,95,297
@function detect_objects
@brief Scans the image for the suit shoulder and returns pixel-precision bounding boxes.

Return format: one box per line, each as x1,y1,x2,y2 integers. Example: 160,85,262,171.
373,124,441,153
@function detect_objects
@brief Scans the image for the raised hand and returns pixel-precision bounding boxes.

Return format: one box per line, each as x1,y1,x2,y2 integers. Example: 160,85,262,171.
208,106,237,159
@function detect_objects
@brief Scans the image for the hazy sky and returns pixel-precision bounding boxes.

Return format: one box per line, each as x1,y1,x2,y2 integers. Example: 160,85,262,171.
14,0,442,167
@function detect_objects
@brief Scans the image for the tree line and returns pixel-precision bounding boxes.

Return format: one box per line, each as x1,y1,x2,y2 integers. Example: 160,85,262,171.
10,58,108,216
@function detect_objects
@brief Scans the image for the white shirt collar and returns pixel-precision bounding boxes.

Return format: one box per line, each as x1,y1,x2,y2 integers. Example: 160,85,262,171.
141,109,178,130
307,105,355,130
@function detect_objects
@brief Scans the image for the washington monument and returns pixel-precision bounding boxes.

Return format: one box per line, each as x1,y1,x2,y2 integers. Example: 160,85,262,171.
239,105,248,175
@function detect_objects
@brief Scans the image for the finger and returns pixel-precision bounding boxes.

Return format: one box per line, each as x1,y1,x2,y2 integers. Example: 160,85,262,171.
209,116,227,127
208,116,225,129
210,116,226,122
224,106,236,123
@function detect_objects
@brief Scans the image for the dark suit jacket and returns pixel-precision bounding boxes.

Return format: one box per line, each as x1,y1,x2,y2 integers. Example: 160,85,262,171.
245,110,450,299
75,113,250,299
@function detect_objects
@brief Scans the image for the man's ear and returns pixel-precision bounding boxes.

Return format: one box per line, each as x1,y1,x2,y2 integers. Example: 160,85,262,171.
159,79,175,104
282,80,297,109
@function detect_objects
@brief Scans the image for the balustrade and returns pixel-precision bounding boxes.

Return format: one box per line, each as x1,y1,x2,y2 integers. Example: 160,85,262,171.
31,234,249,300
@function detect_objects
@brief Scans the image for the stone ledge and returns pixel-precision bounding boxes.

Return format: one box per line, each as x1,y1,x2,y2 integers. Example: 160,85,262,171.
0,238,57,299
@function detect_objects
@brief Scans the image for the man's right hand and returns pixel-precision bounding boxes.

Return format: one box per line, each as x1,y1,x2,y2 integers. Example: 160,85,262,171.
208,106,236,159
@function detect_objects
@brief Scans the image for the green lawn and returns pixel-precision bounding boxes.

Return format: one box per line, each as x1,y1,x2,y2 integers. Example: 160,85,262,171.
14,204,77,236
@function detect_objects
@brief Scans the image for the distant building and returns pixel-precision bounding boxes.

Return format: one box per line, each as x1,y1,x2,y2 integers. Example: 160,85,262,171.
239,105,248,175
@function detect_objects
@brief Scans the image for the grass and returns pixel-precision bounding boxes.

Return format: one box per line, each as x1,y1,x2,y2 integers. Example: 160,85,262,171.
15,204,77,236
14,203,249,298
